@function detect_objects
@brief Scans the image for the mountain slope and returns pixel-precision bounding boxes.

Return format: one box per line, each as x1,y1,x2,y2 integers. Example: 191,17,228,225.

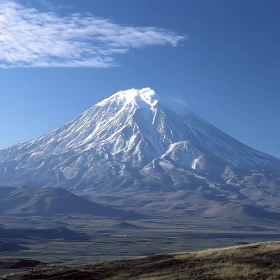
0,88,280,215
203,201,280,220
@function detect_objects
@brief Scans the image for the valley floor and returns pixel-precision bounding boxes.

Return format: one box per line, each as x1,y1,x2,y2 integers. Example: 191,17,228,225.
2,241,280,280
1,215,280,264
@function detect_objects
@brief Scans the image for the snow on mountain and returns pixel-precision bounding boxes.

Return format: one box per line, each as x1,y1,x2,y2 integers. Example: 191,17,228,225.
0,88,280,204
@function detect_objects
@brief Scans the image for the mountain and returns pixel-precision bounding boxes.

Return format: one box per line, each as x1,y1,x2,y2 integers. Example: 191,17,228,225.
0,186,138,218
0,225,91,241
0,240,28,252
203,201,280,220
111,221,143,230
0,88,280,215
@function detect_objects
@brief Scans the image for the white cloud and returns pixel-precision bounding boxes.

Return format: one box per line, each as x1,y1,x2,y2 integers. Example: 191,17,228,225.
0,1,185,68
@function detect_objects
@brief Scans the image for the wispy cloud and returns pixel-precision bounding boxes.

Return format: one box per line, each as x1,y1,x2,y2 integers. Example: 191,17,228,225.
0,1,185,68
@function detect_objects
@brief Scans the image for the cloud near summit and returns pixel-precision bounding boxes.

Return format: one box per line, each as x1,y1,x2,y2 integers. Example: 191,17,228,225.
0,1,185,68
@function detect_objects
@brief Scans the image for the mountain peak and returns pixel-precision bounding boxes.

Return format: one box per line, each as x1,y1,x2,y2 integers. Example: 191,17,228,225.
96,87,157,108
96,87,188,115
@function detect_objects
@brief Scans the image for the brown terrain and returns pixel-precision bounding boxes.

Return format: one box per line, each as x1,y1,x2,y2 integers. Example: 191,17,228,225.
2,241,280,280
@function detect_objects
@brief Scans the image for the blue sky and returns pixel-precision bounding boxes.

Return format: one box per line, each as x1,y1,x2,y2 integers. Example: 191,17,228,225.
1,0,280,158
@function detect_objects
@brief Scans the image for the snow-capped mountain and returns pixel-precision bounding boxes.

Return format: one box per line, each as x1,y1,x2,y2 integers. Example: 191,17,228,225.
1,88,280,212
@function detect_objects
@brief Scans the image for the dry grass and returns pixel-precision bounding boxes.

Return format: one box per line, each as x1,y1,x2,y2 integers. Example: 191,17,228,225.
3,241,280,280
